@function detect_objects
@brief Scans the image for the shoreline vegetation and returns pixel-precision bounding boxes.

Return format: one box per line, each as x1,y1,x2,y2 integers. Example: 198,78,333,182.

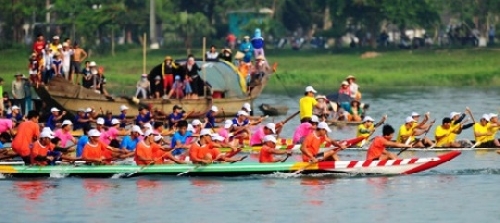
2,48,500,95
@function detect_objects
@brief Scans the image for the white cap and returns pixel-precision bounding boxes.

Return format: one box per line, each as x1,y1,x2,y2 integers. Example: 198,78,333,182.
362,116,374,123
411,112,419,117
211,105,219,112
143,129,157,137
143,123,152,130
263,135,277,143
50,107,60,112
187,124,194,132
86,108,93,113
120,105,129,111
141,73,147,77
40,131,54,139
111,119,120,125
482,114,490,121
211,133,225,141
224,120,233,129
265,123,276,134
52,36,59,40
341,81,349,86
305,86,317,93
96,118,105,125
61,120,73,126
317,122,332,133
489,113,498,119
449,112,460,118
57,45,63,49
405,116,416,123
131,125,144,135
89,61,97,66
310,115,319,123
62,42,69,47
42,127,54,135
237,110,249,117
88,129,101,137
200,129,212,136
153,135,163,142
243,103,251,111
77,108,85,112
11,105,19,110
191,119,202,126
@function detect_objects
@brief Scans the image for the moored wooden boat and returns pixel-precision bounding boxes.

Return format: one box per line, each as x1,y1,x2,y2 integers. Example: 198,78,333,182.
0,151,460,177
327,120,363,126
258,103,289,116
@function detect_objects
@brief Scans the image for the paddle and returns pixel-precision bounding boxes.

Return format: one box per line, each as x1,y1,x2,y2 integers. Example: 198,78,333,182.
177,155,249,176
280,154,291,163
360,115,387,148
124,153,171,178
292,148,341,175
398,120,436,155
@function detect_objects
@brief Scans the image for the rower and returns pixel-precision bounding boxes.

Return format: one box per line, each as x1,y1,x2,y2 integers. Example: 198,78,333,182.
366,125,412,161
0,118,14,136
355,115,386,147
189,129,244,164
7,105,24,125
136,107,153,127
81,129,119,165
259,135,292,163
31,131,59,166
11,110,40,164
205,105,223,129
100,119,122,148
103,111,114,127
449,110,473,145
230,110,251,145
487,113,500,147
73,108,92,130
250,122,283,146
45,107,65,130
434,117,462,148
299,86,322,123
95,117,106,133
474,114,498,148
217,120,233,144
240,103,263,123
76,126,91,158
411,112,430,131
397,116,433,148
211,133,239,155
118,105,129,128
292,115,319,144
0,132,11,158
167,105,185,129
135,130,183,165
300,122,347,162
54,120,77,148
170,120,192,156
191,119,203,134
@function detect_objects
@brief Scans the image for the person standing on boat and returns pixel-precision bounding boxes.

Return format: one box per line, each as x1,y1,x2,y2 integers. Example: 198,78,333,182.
171,120,192,156
11,110,40,164
356,115,386,147
345,75,361,101
397,116,433,148
136,107,153,127
300,122,347,162
250,122,284,146
161,56,178,96
205,105,222,129
135,130,184,165
259,135,292,163
299,86,322,123
61,42,74,80
240,36,254,63
54,120,77,148
45,107,65,130
293,115,319,144
434,117,462,148
183,56,202,99
366,125,412,161
71,43,87,84
205,45,219,61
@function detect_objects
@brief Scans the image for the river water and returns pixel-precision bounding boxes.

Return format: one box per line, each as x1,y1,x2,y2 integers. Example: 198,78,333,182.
2,87,500,223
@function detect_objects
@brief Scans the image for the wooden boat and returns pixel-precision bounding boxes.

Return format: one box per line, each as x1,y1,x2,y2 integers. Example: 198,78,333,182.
0,151,460,177
258,103,289,116
34,60,272,118
327,120,363,126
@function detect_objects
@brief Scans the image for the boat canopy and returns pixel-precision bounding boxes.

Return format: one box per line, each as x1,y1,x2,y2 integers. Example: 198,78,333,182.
196,60,247,98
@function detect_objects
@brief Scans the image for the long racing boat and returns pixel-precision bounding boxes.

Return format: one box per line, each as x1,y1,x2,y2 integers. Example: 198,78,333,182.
0,151,460,177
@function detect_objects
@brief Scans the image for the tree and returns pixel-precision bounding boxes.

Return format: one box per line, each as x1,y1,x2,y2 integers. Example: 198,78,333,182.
163,12,215,53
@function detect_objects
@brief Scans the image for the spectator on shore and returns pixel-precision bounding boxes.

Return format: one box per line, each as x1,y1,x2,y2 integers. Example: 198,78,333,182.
240,36,253,63
49,36,62,52
33,34,45,55
71,42,87,84
489,25,495,45
11,73,26,114
226,33,236,50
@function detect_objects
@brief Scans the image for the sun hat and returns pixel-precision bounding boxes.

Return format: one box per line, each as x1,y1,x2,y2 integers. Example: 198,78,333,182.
411,112,419,117
263,135,277,143
224,120,233,129
187,124,194,132
243,103,251,111
211,133,225,141
346,75,355,80
61,120,73,126
40,131,55,139
52,36,59,40
111,119,120,125
96,118,105,125
191,119,202,126
265,123,276,134
165,56,172,61
362,116,374,123
310,115,319,123
200,129,212,136
50,107,60,112
405,116,416,123
131,125,144,135
120,105,129,111
143,130,158,137
141,73,147,77
488,113,498,119
482,114,490,121
341,81,349,86
449,112,460,119
154,135,163,142
11,105,20,110
211,105,219,112
89,61,97,66
88,129,101,137
305,86,317,93
42,127,54,135
315,95,327,100
317,122,332,133
143,123,152,130
237,110,249,117
86,108,93,113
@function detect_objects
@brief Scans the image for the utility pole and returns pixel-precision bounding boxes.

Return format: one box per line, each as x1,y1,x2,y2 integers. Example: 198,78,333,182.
149,0,159,49
46,0,50,35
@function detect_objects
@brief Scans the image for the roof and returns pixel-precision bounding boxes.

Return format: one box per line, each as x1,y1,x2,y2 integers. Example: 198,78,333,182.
227,7,274,14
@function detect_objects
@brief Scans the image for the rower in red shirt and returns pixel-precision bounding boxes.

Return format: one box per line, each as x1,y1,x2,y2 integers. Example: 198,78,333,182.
300,122,346,162
135,130,184,165
366,125,412,161
259,135,292,163
11,111,40,164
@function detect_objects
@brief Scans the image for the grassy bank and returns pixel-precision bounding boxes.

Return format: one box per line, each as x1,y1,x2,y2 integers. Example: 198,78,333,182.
2,47,500,94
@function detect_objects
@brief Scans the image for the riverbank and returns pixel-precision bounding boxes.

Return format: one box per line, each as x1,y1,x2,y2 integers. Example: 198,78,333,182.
1,48,499,94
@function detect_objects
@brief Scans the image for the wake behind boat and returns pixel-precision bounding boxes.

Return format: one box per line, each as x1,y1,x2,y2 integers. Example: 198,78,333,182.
0,151,460,177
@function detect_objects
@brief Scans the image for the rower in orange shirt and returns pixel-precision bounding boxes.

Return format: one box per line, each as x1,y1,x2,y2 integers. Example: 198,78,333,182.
259,135,292,163
300,122,347,162
31,131,58,166
135,130,184,165
81,129,118,164
11,110,40,164
189,129,245,164
366,125,412,161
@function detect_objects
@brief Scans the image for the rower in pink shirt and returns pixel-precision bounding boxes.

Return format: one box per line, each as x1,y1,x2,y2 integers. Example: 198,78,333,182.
0,118,14,135
54,120,76,147
217,120,232,143
250,123,282,146
100,119,120,145
292,115,319,144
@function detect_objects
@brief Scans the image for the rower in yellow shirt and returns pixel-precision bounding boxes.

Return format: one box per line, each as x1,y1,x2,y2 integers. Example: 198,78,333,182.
397,116,433,148
356,115,387,147
473,114,495,147
487,113,500,147
434,117,461,148
299,86,322,123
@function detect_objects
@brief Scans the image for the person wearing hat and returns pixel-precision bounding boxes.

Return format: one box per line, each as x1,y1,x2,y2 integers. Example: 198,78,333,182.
293,115,320,144
100,119,123,148
216,120,234,145
11,73,26,115
117,105,130,128
136,73,150,99
75,126,92,158
448,109,474,145
81,129,119,164
45,107,66,130
355,115,387,147
313,95,329,121
167,105,186,129
239,35,254,63
299,86,322,123
189,129,245,164
396,116,433,148
434,117,463,148
51,51,64,77
205,45,220,61
170,120,193,156
54,120,77,148
136,106,153,127
135,129,184,165
250,122,284,146
219,48,232,62
472,113,498,148
300,122,347,162
345,75,361,100
95,117,107,133
410,111,432,133
11,110,40,164
160,55,179,95
251,28,265,60
230,110,251,145
367,125,412,161
259,135,292,163
487,113,500,147
49,36,62,52
190,119,203,134
204,105,222,129
73,108,93,131
182,55,202,99
6,105,24,124
30,130,59,166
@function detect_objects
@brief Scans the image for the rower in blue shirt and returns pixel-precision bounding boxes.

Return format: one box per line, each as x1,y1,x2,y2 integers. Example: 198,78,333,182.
103,111,114,127
74,109,92,130
168,105,185,129
75,126,91,158
205,105,223,129
170,120,192,156
118,105,129,128
119,125,143,158
45,107,66,130
136,107,153,126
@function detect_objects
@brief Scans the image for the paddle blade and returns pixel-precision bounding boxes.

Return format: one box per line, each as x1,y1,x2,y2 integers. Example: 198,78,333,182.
224,148,242,158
